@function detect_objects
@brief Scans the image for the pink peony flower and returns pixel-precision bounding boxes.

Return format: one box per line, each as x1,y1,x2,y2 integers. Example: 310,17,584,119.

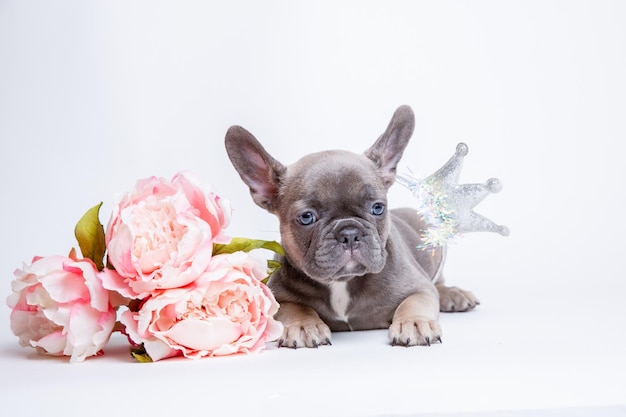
102,171,231,299
6,256,116,363
121,251,283,361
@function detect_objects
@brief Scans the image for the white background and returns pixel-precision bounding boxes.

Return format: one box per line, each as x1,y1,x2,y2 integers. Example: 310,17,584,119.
1,1,625,416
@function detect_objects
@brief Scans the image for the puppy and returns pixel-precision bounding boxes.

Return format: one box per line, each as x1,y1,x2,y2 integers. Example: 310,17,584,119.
225,105,479,348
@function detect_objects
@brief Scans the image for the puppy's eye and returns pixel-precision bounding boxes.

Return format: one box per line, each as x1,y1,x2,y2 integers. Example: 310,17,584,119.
297,211,317,226
371,202,385,216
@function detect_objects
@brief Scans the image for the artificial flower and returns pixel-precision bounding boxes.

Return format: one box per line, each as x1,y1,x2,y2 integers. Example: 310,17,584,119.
103,171,231,299
7,255,116,363
121,251,282,361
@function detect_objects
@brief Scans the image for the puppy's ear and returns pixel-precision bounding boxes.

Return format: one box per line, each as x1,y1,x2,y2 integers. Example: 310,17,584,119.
225,126,286,212
365,105,415,188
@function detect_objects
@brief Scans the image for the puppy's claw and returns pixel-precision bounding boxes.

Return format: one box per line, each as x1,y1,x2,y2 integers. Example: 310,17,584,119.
326,338,332,346
389,317,442,348
436,336,442,344
438,285,479,312
312,340,319,348
278,339,284,348
292,341,298,349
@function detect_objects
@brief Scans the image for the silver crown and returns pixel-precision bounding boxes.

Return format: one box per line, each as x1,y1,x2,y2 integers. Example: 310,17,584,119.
397,143,509,249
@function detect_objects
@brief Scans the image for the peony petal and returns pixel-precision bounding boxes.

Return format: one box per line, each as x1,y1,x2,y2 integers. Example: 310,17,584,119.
119,310,142,342
106,224,136,278
43,305,70,328
143,338,180,362
65,303,107,362
40,271,89,304
32,331,67,356
210,342,240,357
9,310,48,347
71,260,111,312
120,310,179,361
264,315,284,344
164,317,241,352
99,268,137,299
173,172,231,242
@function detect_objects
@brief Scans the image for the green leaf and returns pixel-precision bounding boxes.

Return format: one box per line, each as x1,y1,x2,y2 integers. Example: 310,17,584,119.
213,237,284,256
267,259,281,271
130,344,153,363
74,202,106,270
263,259,282,284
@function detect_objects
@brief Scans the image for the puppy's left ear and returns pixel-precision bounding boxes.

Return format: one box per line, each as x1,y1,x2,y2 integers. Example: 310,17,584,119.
365,105,415,188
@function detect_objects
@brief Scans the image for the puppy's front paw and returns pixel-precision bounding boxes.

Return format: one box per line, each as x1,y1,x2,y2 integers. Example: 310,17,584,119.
388,317,442,347
277,319,332,349
437,285,480,312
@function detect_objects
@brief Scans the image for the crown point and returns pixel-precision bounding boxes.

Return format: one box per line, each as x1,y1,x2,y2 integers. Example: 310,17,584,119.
456,143,469,156
498,225,510,236
486,178,502,193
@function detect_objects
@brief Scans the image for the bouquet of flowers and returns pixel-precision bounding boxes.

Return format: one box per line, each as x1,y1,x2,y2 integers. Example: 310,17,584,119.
6,171,284,363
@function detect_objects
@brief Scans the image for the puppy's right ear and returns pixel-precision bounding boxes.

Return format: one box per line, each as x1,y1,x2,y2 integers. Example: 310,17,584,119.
225,126,286,212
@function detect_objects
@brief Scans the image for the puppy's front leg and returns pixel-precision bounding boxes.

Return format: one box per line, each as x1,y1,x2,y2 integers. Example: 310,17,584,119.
276,302,332,349
389,291,442,346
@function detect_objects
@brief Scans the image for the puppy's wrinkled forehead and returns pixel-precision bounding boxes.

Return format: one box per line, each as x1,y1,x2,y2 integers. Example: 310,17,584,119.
283,150,386,204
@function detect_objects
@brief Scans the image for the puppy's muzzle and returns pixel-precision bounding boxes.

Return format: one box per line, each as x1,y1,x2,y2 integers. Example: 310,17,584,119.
333,220,365,252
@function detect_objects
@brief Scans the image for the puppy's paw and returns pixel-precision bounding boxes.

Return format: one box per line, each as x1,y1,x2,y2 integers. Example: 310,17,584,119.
277,319,332,349
388,317,442,347
437,285,480,312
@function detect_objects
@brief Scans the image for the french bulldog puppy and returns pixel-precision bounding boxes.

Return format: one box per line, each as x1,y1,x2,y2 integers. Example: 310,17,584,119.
224,105,479,348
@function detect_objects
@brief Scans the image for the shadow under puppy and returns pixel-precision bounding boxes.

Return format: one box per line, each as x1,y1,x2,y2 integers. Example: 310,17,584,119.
225,105,478,348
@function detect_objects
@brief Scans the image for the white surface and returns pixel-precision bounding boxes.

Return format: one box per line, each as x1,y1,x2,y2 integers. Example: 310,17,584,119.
1,1,625,416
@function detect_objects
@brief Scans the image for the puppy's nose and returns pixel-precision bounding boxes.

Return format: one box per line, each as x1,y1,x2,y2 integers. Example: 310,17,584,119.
336,227,363,251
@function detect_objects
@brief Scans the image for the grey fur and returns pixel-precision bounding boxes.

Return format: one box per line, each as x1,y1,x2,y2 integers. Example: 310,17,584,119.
225,105,478,348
